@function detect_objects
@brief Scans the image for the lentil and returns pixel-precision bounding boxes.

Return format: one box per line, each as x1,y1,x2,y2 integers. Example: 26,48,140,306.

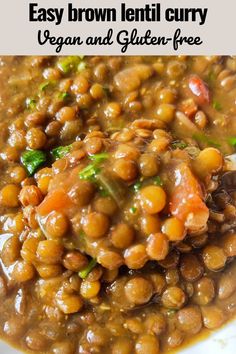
0,56,235,354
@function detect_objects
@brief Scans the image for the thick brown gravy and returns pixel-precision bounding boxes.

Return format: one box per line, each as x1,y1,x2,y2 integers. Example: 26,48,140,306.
0,56,236,354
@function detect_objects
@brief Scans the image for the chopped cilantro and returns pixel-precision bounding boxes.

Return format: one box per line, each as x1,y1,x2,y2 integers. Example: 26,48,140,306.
193,133,221,148
57,56,84,74
58,92,70,101
171,140,188,150
79,163,101,181
21,150,47,175
153,176,164,186
212,100,222,111
207,70,217,83
79,258,97,279
228,137,236,147
39,81,51,92
25,97,37,110
99,187,110,197
133,180,142,192
52,145,72,159
89,153,109,163
130,206,137,214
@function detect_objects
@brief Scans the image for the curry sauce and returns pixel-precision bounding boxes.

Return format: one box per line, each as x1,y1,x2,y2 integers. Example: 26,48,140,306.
0,56,236,354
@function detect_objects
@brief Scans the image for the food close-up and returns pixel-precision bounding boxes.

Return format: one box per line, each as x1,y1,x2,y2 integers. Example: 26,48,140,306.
0,56,236,354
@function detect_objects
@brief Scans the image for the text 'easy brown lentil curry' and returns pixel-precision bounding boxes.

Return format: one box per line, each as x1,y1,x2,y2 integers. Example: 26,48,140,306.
0,56,236,354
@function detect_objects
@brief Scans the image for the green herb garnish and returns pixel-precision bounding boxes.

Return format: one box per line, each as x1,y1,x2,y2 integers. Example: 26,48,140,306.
79,163,101,181
58,92,70,101
212,100,222,111
25,97,37,110
133,180,142,192
79,153,109,181
79,258,97,279
89,153,109,163
193,133,221,148
207,70,217,84
228,137,236,147
21,150,47,175
52,145,72,159
99,187,110,197
171,140,188,150
57,56,84,74
39,81,51,92
153,176,164,186
130,206,137,214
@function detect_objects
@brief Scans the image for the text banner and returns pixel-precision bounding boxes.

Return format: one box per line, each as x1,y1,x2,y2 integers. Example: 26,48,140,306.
0,0,235,54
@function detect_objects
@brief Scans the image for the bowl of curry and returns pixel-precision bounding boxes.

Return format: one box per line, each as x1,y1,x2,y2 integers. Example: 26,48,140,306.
0,56,236,354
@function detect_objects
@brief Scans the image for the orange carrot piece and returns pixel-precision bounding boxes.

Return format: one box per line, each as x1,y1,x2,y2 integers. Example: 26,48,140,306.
37,188,73,216
170,163,209,223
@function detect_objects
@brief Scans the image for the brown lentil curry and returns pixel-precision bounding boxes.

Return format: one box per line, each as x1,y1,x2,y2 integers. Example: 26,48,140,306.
0,56,236,354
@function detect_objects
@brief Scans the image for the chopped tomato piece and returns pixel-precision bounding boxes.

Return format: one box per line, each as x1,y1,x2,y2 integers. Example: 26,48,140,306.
189,75,210,105
37,188,73,216
179,98,198,119
170,163,209,230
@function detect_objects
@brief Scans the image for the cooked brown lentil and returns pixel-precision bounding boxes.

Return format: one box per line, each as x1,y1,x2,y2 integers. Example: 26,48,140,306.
0,55,236,354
